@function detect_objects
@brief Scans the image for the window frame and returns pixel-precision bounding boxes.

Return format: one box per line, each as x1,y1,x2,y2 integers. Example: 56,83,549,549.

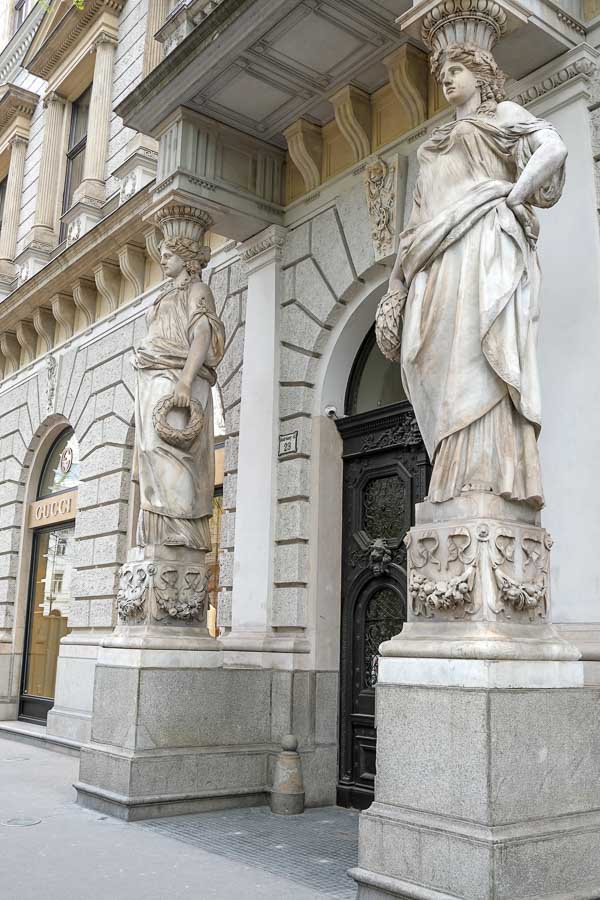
59,86,92,239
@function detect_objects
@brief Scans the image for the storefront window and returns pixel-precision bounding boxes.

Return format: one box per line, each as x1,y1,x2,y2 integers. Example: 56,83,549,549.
20,428,80,723
23,527,74,704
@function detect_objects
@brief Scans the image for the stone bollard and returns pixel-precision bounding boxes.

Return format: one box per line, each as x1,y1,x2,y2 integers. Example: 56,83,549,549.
270,734,305,815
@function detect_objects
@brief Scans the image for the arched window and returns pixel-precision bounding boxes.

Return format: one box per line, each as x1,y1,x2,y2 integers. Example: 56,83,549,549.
20,429,80,724
345,325,406,416
37,429,81,498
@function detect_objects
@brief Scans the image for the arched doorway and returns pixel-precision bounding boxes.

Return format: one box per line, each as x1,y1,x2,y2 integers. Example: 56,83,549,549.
336,326,430,809
19,429,80,724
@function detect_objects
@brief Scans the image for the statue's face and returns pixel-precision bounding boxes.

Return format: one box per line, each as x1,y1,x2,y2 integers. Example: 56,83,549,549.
440,60,479,107
160,246,186,279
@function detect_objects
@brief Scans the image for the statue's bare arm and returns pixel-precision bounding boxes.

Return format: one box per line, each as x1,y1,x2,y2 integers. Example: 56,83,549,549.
496,102,568,208
173,282,213,407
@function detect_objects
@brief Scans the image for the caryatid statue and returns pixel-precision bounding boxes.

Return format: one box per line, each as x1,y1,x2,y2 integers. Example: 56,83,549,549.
374,3,578,654
376,24,567,510
115,206,225,634
133,207,225,552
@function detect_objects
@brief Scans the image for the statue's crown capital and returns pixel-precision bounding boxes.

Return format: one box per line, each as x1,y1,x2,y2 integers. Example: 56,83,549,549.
398,0,527,53
154,204,213,247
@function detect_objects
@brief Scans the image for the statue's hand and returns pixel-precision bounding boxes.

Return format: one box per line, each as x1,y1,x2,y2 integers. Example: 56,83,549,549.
173,380,192,408
507,198,540,248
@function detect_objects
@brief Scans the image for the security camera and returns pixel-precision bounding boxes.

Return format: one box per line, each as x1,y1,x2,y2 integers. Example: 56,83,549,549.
325,405,338,419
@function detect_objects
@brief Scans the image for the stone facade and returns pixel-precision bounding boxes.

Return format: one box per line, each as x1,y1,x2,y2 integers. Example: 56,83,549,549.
0,0,599,829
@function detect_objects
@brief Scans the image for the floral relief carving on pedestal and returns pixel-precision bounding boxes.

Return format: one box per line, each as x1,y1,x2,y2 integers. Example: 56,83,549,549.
410,564,477,618
489,528,549,621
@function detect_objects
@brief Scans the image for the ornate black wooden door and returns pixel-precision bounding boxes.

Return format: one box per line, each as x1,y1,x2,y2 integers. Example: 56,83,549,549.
336,401,429,809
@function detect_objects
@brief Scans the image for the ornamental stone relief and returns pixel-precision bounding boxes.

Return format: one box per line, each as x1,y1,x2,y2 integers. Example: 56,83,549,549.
364,156,396,261
404,516,551,623
116,558,210,625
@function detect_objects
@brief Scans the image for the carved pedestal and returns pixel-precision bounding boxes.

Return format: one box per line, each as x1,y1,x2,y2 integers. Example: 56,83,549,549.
382,493,580,662
106,545,215,650
350,496,600,900
75,546,276,820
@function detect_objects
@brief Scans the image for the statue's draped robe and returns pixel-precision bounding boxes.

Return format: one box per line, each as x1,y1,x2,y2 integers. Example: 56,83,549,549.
133,278,225,549
397,116,564,508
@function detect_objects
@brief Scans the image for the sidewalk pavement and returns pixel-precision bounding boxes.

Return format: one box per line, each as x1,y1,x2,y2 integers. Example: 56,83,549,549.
0,735,358,900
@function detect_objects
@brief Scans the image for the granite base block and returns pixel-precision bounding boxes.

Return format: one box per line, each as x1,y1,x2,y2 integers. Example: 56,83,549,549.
353,683,600,900
76,744,270,821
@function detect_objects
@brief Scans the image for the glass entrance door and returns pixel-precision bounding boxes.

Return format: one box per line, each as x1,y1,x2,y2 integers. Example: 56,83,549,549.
19,525,75,723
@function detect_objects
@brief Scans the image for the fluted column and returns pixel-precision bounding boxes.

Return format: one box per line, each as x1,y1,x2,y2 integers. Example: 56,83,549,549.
75,32,117,204
143,0,169,76
0,135,28,278
32,92,66,247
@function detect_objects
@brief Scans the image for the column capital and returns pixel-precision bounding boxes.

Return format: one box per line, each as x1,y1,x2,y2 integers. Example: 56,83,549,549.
42,90,66,109
93,30,119,51
8,134,28,150
240,225,287,273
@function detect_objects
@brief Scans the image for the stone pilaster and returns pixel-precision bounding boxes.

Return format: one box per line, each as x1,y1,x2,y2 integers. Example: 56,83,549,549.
30,91,65,248
143,0,169,76
0,135,28,280
220,225,309,666
74,33,117,205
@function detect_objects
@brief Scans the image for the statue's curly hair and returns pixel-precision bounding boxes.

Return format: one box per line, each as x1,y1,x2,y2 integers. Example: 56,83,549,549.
430,43,506,117
160,237,211,275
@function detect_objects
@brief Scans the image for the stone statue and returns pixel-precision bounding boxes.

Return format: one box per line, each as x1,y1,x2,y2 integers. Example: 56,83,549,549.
112,207,225,638
133,209,225,551
376,42,567,510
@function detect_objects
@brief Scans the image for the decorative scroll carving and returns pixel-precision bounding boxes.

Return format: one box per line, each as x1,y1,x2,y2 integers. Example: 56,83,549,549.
93,261,121,313
330,84,371,163
72,279,97,327
33,307,55,353
16,320,36,365
364,156,396,260
384,45,428,131
447,527,476,568
284,119,322,193
363,474,404,540
405,531,441,570
118,244,146,298
0,332,20,374
51,293,76,342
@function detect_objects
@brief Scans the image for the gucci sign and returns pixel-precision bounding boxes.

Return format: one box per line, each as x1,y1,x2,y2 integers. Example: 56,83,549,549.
28,489,78,529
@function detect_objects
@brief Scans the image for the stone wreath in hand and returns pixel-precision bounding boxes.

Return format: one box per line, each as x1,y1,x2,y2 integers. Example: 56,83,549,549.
152,393,204,451
375,288,406,363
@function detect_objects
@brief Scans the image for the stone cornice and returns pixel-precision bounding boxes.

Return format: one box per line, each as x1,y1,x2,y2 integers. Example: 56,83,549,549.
510,43,598,108
0,84,39,135
24,0,125,81
0,183,152,334
0,3,44,85
240,225,286,272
